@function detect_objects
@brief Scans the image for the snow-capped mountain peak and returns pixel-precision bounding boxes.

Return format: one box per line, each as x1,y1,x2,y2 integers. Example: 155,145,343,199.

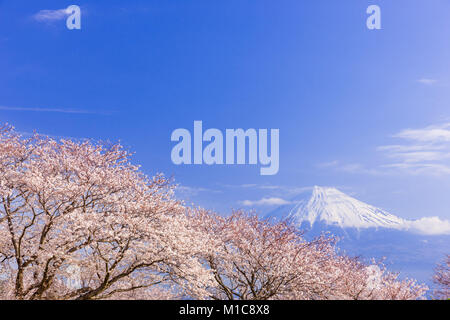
273,186,407,230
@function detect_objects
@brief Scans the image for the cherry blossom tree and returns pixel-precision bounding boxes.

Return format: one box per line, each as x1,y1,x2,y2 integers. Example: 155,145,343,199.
328,256,427,300
102,285,182,300
188,209,427,300
433,255,450,300
0,125,212,300
189,209,341,300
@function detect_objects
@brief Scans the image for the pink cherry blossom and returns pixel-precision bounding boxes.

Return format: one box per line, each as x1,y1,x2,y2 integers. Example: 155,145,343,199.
188,209,427,300
433,255,449,299
0,125,213,300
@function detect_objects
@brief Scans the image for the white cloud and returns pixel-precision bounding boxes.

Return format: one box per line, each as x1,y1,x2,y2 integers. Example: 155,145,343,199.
393,123,450,143
371,122,450,175
316,160,339,168
406,217,450,235
241,197,292,207
417,78,437,85
317,160,383,175
381,163,450,175
339,163,383,175
319,122,450,176
239,184,258,188
236,184,285,190
377,144,445,153
33,9,68,22
222,183,313,195
176,185,221,197
383,150,450,163
18,131,88,142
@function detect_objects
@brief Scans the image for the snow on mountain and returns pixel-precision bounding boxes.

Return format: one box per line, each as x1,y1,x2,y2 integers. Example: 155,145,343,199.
268,186,407,230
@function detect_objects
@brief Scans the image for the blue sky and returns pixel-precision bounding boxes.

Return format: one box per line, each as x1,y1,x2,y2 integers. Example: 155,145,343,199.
1,1,450,222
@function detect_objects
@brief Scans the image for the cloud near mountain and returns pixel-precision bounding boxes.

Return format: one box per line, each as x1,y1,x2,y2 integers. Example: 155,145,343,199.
406,216,450,235
241,197,292,206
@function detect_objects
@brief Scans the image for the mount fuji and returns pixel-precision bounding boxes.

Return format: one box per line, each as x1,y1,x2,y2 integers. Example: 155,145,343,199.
268,186,408,230
265,186,450,289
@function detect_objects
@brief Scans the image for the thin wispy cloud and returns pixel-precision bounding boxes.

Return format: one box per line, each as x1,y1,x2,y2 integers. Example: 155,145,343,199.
221,183,313,198
381,163,450,175
176,185,222,197
316,160,339,168
379,122,450,175
241,197,292,207
18,131,89,142
0,106,112,115
319,122,450,176
33,9,68,22
339,163,383,175
377,144,445,153
393,123,450,143
218,184,312,208
316,160,383,176
417,78,437,85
